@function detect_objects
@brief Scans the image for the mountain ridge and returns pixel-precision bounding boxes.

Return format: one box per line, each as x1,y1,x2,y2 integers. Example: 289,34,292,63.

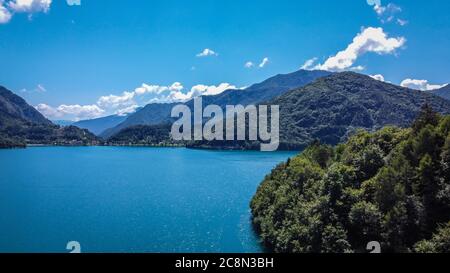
0,86,100,148
187,72,450,150
73,114,130,136
432,84,450,100
0,86,52,126
101,69,332,138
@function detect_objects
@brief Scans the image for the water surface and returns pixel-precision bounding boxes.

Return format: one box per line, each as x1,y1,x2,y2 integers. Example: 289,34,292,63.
0,147,296,253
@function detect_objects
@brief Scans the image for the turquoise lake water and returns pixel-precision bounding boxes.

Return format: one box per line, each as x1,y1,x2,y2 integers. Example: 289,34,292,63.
0,147,296,253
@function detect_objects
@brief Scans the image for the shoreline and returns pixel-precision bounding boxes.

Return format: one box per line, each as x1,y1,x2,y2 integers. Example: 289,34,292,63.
0,143,304,152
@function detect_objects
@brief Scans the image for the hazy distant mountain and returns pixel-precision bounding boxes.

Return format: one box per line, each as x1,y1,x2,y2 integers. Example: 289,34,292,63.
100,103,176,138
0,86,99,148
196,69,332,108
432,84,450,100
102,69,332,138
190,72,450,150
53,120,74,127
73,114,129,136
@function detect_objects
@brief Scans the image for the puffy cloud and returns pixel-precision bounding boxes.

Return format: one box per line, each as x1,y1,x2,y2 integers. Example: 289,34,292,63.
134,83,168,95
133,82,182,96
244,61,254,68
196,48,218,57
169,82,183,92
115,104,139,116
148,83,238,104
259,57,269,68
36,82,240,121
0,2,12,24
312,27,405,71
300,57,318,70
0,0,54,23
189,83,237,97
370,74,385,82
97,91,135,109
7,0,52,13
35,103,58,117
36,103,104,121
400,79,448,91
66,0,80,6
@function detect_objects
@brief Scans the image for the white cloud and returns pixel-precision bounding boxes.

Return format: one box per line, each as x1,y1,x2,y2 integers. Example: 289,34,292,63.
36,81,240,121
400,79,448,91
36,84,46,92
259,57,269,68
370,74,385,82
0,0,54,23
66,0,80,6
373,4,385,16
97,91,135,109
18,84,47,93
35,103,58,117
350,65,365,71
375,3,402,24
8,0,52,13
244,57,269,69
300,57,318,70
36,103,104,121
115,104,138,116
244,61,254,68
169,82,184,92
196,48,218,57
366,0,381,6
134,83,168,95
148,83,238,104
367,1,406,26
375,3,401,17
397,18,408,26
189,83,237,97
312,27,405,71
0,2,12,24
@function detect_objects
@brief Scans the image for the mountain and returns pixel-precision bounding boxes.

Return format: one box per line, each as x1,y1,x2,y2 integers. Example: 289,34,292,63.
100,103,176,138
197,69,333,108
73,114,129,136
272,72,450,148
0,86,100,148
53,120,74,127
107,123,181,146
432,84,450,100
190,72,450,150
101,69,332,138
0,86,52,126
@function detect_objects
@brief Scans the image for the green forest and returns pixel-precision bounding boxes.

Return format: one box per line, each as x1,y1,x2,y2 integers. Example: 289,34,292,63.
251,105,450,253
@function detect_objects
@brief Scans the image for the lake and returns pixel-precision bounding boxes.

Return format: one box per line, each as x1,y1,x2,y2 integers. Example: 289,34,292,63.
0,147,296,253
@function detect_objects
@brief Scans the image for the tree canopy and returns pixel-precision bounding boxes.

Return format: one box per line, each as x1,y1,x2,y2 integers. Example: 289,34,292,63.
251,106,450,253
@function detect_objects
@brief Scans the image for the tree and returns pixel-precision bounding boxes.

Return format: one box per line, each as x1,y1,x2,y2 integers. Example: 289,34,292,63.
412,103,440,134
414,222,450,253
251,111,450,253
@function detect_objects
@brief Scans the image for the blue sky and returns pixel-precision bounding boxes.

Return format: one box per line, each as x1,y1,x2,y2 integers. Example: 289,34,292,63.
0,0,449,121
